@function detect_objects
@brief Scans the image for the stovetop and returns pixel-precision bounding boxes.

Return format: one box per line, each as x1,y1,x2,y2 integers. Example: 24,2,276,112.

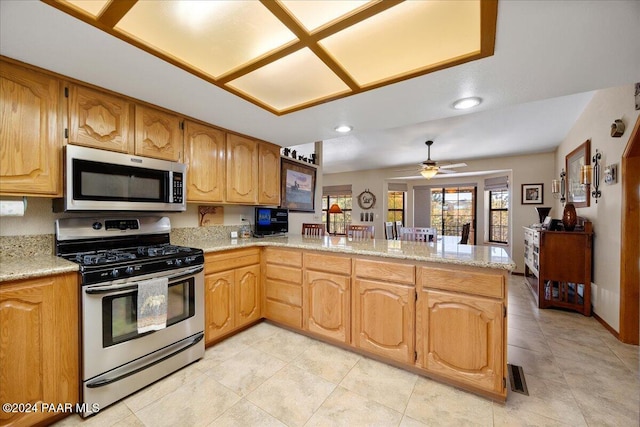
69,244,199,266
55,216,204,285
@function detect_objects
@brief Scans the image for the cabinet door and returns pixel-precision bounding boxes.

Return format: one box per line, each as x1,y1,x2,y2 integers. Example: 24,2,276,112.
418,289,504,394
352,278,415,364
235,264,261,327
304,270,350,343
184,121,225,202
0,273,78,426
68,84,133,153
258,142,280,205
226,133,258,203
0,61,61,196
204,271,235,344
134,105,183,161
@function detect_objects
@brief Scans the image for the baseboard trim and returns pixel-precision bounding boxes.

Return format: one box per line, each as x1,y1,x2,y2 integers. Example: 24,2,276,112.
593,311,620,340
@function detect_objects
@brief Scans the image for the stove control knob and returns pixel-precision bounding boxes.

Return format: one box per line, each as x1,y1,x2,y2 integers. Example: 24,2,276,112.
184,256,193,264
92,222,103,230
111,269,120,278
125,266,134,275
175,259,183,267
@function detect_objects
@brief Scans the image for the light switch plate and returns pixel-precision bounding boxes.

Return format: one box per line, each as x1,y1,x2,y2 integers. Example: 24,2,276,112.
230,231,238,238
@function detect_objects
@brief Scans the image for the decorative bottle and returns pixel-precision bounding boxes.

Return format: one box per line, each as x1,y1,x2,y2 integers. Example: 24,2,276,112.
562,203,577,231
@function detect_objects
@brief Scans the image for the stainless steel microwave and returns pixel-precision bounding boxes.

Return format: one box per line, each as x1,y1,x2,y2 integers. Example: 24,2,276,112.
54,145,186,212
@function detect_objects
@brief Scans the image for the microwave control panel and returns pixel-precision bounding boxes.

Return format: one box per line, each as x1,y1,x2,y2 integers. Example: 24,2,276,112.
172,172,183,203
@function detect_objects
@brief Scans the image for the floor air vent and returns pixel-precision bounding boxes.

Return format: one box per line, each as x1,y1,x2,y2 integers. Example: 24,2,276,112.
507,364,529,395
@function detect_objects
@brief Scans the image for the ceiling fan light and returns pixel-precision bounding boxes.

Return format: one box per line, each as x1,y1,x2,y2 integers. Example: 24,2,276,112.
420,167,439,179
452,97,482,110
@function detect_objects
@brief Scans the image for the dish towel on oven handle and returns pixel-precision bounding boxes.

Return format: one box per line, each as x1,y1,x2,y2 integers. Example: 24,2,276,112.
137,277,169,333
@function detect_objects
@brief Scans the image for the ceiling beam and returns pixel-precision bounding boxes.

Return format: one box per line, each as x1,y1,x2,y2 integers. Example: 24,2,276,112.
97,0,137,28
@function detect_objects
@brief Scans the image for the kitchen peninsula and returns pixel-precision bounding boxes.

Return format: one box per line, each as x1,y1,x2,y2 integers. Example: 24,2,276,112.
173,234,514,402
0,233,514,418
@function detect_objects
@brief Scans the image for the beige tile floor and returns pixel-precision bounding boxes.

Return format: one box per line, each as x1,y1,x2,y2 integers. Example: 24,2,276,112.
55,276,639,426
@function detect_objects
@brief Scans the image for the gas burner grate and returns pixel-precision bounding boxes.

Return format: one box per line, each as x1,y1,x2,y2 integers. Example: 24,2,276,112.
138,244,193,257
76,250,137,265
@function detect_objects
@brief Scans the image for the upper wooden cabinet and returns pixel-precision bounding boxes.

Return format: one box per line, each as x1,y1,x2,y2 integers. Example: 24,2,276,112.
0,60,62,196
134,104,183,162
184,120,225,202
258,142,281,205
0,273,79,426
226,133,258,204
67,84,134,153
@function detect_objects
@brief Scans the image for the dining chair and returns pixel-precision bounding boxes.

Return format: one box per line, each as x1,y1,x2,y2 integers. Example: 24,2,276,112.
394,221,403,240
347,224,375,240
302,223,326,237
384,222,395,240
398,227,435,242
459,223,471,244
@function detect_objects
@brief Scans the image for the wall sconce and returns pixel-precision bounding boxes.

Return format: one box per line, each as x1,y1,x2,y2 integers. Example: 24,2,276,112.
580,149,602,202
552,169,566,204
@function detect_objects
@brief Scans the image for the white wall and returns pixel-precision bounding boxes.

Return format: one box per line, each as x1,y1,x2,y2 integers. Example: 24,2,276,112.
0,198,256,237
553,84,639,332
323,151,556,272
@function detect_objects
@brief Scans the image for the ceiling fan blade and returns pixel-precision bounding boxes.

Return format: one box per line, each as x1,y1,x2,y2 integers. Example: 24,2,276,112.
439,169,457,174
439,162,467,169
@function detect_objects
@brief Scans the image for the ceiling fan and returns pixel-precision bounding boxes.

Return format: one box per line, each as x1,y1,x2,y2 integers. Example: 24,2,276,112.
418,140,467,179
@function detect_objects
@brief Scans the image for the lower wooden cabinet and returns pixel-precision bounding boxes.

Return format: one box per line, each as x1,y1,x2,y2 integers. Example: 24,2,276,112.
417,289,504,394
204,249,260,344
205,248,509,401
303,253,351,344
0,272,78,427
263,248,303,328
352,278,415,364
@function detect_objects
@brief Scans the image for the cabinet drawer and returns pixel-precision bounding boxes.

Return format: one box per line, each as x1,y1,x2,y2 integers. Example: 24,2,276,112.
532,231,540,245
264,248,302,267
304,252,351,275
420,267,504,299
354,259,415,285
265,264,302,285
205,248,260,273
265,279,302,306
264,299,302,328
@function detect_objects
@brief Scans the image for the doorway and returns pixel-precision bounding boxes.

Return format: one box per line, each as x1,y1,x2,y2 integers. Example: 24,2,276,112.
429,186,477,244
619,115,639,344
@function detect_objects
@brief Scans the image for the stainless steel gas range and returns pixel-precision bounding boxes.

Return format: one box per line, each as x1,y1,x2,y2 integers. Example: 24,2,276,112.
55,216,205,417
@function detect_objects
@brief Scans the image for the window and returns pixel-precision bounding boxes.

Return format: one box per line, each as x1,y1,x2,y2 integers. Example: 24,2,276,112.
489,189,509,243
322,194,352,234
430,186,476,242
387,191,405,224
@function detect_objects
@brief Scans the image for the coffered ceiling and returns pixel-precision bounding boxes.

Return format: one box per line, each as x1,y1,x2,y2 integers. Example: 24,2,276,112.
43,0,497,115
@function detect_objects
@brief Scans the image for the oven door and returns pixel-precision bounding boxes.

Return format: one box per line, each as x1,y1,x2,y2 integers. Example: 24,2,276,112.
82,265,204,381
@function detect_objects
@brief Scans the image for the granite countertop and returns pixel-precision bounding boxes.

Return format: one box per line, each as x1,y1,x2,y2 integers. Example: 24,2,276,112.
0,254,78,283
0,234,515,283
173,234,516,271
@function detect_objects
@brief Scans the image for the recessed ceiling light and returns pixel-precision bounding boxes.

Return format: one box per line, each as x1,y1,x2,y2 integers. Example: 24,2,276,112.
335,125,353,133
452,97,482,110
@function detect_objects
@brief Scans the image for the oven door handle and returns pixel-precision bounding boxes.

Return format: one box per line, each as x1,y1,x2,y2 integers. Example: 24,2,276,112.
85,332,204,389
85,265,204,295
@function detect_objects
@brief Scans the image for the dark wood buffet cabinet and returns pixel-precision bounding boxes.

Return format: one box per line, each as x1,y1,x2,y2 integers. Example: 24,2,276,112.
523,222,593,316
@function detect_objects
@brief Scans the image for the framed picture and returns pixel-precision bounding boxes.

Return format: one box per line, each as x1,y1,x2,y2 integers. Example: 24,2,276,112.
280,158,316,212
565,139,590,208
521,183,544,204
